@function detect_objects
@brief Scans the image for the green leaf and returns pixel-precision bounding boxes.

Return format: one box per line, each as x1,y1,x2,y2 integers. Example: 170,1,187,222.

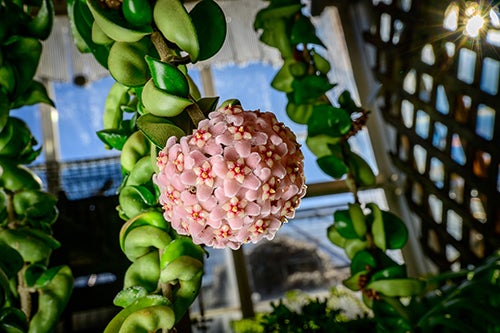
316,154,348,179
326,225,346,248
367,278,424,297
145,56,189,97
351,250,377,275
286,102,313,124
290,15,325,47
113,286,149,308
271,59,296,93
0,92,9,130
67,0,91,52
0,308,29,333
254,3,302,30
0,241,23,278
348,151,376,187
10,80,54,109
190,0,226,61
25,263,46,287
291,75,335,104
333,209,358,239
196,96,219,113
307,104,352,138
368,203,385,251
343,270,367,291
34,266,65,289
338,90,362,114
26,0,54,40
370,265,407,281
97,129,129,150
306,135,341,158
257,18,293,58
137,113,185,148
5,37,42,96
381,211,408,250
71,0,111,67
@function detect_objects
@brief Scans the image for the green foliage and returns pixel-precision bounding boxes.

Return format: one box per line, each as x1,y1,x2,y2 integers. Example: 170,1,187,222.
255,2,500,333
232,288,375,333
255,0,374,190
0,1,73,331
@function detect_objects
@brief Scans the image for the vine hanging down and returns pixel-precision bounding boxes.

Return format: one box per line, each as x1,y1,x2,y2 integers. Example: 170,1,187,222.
0,0,73,332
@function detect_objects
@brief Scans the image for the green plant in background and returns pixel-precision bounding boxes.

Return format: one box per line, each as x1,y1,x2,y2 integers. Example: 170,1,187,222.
232,287,374,333
254,1,500,332
0,0,73,332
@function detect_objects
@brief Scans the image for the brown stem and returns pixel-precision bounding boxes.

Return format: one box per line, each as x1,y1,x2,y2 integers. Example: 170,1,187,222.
151,31,175,62
6,192,16,228
186,104,206,128
18,265,31,320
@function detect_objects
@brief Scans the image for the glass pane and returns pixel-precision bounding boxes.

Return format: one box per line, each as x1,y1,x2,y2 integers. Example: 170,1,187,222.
435,85,449,114
446,210,463,241
476,104,495,140
429,157,444,188
432,122,447,150
415,110,430,139
401,99,414,127
457,48,476,84
480,57,499,95
54,76,119,161
443,2,459,31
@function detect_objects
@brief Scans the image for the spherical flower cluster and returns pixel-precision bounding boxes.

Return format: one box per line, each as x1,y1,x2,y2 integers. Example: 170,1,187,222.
153,104,307,249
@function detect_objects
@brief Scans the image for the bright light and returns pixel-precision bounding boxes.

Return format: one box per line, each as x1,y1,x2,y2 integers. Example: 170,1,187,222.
465,14,486,37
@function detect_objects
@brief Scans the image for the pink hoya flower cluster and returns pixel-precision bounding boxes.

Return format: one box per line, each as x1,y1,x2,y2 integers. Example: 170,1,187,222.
154,104,307,249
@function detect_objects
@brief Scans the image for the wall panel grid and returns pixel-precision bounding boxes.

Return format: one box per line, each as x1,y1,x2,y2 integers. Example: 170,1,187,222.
364,0,499,271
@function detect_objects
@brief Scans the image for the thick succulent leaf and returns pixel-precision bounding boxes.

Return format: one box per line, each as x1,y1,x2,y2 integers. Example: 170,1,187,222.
290,14,325,47
97,129,129,150
67,0,89,52
291,75,335,104
0,307,29,333
145,56,189,97
316,154,348,179
10,80,54,109
137,113,185,148
306,135,341,158
307,104,351,138
254,3,302,30
257,18,293,58
196,97,219,114
381,211,408,250
71,0,111,67
5,37,42,96
0,242,23,278
25,0,54,40
350,250,377,275
25,263,46,287
271,59,295,93
338,90,362,114
326,225,346,248
190,0,226,61
113,286,149,308
333,209,358,239
34,266,66,289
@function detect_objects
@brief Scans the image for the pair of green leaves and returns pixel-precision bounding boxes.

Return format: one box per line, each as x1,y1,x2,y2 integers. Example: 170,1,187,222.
332,203,408,252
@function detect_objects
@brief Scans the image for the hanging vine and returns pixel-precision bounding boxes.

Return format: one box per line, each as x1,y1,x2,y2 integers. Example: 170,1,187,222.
254,1,500,332
0,0,73,332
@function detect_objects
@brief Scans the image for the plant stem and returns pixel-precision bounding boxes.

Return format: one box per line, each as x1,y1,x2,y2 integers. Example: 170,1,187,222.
151,31,174,62
18,264,31,320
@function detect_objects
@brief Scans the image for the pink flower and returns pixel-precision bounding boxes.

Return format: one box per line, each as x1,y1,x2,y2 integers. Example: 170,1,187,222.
154,105,307,249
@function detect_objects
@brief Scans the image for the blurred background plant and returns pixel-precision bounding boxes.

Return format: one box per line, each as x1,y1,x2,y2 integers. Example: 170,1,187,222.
0,0,73,332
